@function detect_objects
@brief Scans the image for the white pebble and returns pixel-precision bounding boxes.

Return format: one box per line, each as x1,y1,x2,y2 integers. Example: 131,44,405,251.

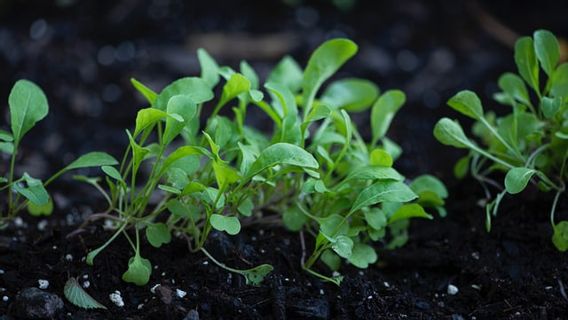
82,281,90,289
109,291,124,307
202,261,208,265
2,296,8,302
383,281,390,288
83,274,89,279
161,272,166,277
37,220,48,231
319,289,324,295
65,254,73,261
447,284,459,295
14,217,24,227
0,269,4,274
367,295,373,300
137,303,144,310
150,284,161,294
176,289,187,298
38,279,49,289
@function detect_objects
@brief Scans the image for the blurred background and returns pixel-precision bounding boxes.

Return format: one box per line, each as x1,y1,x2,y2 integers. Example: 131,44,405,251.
1,0,567,180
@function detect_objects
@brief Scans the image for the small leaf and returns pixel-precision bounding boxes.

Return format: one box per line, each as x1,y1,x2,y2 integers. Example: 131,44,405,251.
283,205,307,231
197,48,220,88
433,118,471,148
134,108,167,136
12,173,49,205
498,73,530,106
267,56,303,93
409,175,448,198
321,78,379,112
302,39,358,111
321,250,341,271
163,95,197,145
369,149,393,167
210,214,241,235
64,278,107,310
101,166,122,181
364,208,387,230
241,264,273,286
27,197,54,216
155,77,214,110
504,167,536,194
371,90,405,143
388,204,432,224
245,143,319,180
447,90,484,120
541,96,561,119
63,152,119,171
453,156,470,179
552,221,568,252
217,73,251,109
237,197,254,217
145,223,171,248
350,181,417,214
514,37,539,92
130,78,158,105
9,80,49,144
331,235,353,259
347,243,377,269
534,29,559,76
122,254,152,286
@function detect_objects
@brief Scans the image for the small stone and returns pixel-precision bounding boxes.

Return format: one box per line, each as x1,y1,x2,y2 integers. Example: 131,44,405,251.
37,220,48,231
471,284,481,290
150,284,161,294
82,274,89,279
109,291,124,307
13,287,64,319
137,303,144,310
383,281,390,288
38,280,49,289
14,217,24,227
319,289,324,295
447,284,459,295
65,254,73,261
471,252,480,260
183,309,200,320
202,261,208,265
176,289,187,298
2,296,8,302
0,269,4,274
82,281,90,289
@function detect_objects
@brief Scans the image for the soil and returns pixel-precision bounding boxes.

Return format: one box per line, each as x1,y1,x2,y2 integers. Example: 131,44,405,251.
0,0,568,319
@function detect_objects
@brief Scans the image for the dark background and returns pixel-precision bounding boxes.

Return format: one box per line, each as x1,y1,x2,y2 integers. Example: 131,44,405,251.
1,0,567,179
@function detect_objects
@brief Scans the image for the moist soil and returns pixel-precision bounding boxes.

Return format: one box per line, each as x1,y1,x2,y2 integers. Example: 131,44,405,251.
0,179,567,320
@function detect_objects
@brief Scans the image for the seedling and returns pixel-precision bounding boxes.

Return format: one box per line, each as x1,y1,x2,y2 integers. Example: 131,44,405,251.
0,80,117,225
434,30,568,250
84,38,446,286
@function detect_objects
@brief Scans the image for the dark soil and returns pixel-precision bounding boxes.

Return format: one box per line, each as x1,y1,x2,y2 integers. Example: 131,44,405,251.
1,0,568,319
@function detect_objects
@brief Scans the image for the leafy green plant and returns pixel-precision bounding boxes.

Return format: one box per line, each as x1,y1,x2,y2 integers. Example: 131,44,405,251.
84,38,446,286
434,30,568,250
0,80,117,225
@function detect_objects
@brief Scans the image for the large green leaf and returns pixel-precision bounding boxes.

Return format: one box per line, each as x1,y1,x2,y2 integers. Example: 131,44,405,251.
12,173,49,205
371,90,405,143
433,118,471,149
514,37,539,92
504,167,536,194
267,56,303,94
155,77,213,110
217,73,251,109
533,29,559,76
388,204,432,224
447,90,484,120
9,80,49,144
245,143,319,180
350,181,417,214
210,214,241,235
302,39,358,112
122,254,152,286
133,108,167,136
62,152,119,171
163,95,197,145
197,48,220,88
321,78,379,112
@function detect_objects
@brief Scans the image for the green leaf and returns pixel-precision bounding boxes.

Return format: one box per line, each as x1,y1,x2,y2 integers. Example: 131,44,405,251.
534,30,559,76
161,146,212,174
454,156,470,179
498,73,530,106
347,243,377,268
364,208,387,230
268,56,303,93
350,181,417,214
218,73,251,109
27,197,53,216
155,77,214,110
371,90,405,143
64,278,107,310
130,78,158,105
341,166,404,184
122,254,152,286
433,118,471,148
9,80,49,144
369,149,393,167
126,130,150,176
552,221,568,252
321,78,379,112
388,204,432,224
237,197,254,217
331,235,353,258
210,214,241,235
13,173,49,205
302,38,358,112
212,161,240,189
0,130,13,142
241,264,273,286
551,63,568,97
265,81,297,116
62,152,119,171
134,108,167,136
163,95,197,145
240,61,259,89
409,175,448,198
514,37,539,92
447,90,484,120
101,166,122,181
321,250,341,271
245,143,319,180
145,223,172,248
504,167,536,194
541,96,561,119
305,103,332,123
197,48,220,88
283,205,307,231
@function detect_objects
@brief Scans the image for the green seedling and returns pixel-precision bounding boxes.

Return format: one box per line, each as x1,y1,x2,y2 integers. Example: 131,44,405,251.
0,80,117,225
84,38,446,286
434,30,568,250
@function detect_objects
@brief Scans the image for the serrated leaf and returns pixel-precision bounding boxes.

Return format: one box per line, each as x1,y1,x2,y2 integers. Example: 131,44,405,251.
241,264,273,286
64,278,107,310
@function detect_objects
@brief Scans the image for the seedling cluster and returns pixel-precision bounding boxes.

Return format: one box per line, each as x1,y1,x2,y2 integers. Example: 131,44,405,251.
434,30,568,250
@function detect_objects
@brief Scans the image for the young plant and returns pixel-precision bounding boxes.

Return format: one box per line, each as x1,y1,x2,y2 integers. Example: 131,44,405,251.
0,80,117,226
433,30,568,250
